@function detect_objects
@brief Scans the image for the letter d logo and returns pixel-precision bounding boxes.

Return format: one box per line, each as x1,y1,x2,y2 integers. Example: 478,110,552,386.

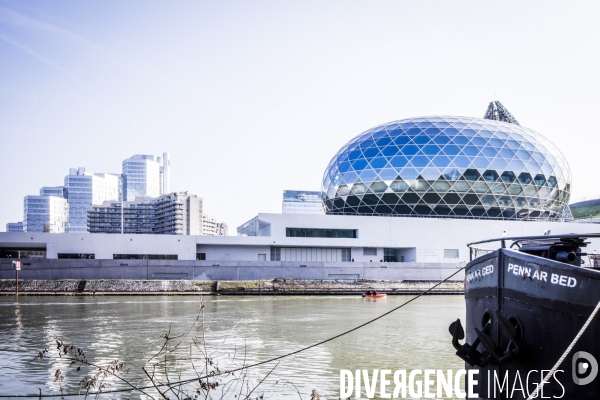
572,351,598,385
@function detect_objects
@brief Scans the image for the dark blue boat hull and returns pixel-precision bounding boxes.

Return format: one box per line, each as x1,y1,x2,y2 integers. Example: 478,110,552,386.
463,248,600,399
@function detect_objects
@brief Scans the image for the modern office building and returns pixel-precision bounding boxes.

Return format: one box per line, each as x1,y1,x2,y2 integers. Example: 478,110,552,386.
8,154,172,234
88,192,204,235
64,168,120,233
23,194,68,233
282,190,325,214
122,153,170,201
202,214,228,236
6,222,23,232
39,186,65,197
322,102,571,221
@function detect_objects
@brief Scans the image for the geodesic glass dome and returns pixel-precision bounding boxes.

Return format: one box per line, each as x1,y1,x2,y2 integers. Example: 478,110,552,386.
322,115,571,220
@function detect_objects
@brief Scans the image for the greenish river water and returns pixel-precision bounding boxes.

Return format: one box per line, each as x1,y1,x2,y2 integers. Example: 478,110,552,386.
0,295,466,399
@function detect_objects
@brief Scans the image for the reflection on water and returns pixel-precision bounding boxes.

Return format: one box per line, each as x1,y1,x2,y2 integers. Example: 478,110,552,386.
0,295,465,399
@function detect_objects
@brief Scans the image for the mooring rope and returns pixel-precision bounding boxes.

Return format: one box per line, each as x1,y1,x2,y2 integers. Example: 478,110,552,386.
0,266,465,398
526,298,600,400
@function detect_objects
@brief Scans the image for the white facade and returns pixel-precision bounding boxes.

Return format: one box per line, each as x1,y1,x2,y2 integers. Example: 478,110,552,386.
153,192,203,235
282,190,325,214
64,168,120,233
1,213,599,262
161,152,171,194
216,222,228,236
23,195,68,233
202,214,228,236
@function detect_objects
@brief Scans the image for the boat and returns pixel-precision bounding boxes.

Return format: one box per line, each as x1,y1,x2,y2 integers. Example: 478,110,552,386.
362,292,386,298
449,233,600,399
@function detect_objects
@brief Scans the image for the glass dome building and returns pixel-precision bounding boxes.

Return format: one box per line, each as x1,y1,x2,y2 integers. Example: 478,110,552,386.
322,107,571,220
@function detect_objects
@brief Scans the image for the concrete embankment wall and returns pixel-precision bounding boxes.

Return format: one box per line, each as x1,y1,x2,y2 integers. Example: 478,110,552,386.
0,259,465,281
0,279,464,295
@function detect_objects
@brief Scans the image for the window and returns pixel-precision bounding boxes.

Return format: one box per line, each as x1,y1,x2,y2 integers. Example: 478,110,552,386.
258,254,266,261
152,273,188,279
285,228,357,238
113,254,178,260
196,253,206,261
444,249,459,259
270,247,281,261
275,247,345,262
58,253,95,259
341,248,351,262
384,248,397,262
363,248,377,256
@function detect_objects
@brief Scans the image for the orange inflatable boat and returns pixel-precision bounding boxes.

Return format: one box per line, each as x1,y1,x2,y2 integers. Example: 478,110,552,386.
362,292,386,298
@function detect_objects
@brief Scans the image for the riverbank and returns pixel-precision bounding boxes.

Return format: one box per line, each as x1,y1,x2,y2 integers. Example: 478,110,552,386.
0,278,463,295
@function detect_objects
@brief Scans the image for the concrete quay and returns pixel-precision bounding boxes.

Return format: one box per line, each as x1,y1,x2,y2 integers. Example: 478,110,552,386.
0,278,464,295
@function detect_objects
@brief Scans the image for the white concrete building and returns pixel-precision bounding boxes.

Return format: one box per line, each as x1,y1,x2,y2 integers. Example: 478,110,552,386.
202,214,227,236
162,152,171,194
1,213,598,262
216,222,228,236
153,192,202,235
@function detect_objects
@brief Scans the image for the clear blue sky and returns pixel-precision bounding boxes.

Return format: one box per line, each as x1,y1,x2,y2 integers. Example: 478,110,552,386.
1,1,599,231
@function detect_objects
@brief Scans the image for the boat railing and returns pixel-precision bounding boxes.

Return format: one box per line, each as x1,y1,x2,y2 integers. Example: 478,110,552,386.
466,233,600,262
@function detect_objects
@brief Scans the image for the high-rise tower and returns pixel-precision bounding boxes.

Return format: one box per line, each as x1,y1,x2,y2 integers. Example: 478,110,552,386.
161,152,171,194
64,167,120,232
122,154,163,201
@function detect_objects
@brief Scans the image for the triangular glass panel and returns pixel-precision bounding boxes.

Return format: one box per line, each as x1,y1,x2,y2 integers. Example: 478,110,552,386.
359,139,375,149
381,145,400,157
375,137,392,147
420,167,441,180
399,167,419,180
358,169,377,183
442,127,460,136
378,168,398,181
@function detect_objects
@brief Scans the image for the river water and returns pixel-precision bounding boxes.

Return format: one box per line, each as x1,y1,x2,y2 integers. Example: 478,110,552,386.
0,295,466,399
